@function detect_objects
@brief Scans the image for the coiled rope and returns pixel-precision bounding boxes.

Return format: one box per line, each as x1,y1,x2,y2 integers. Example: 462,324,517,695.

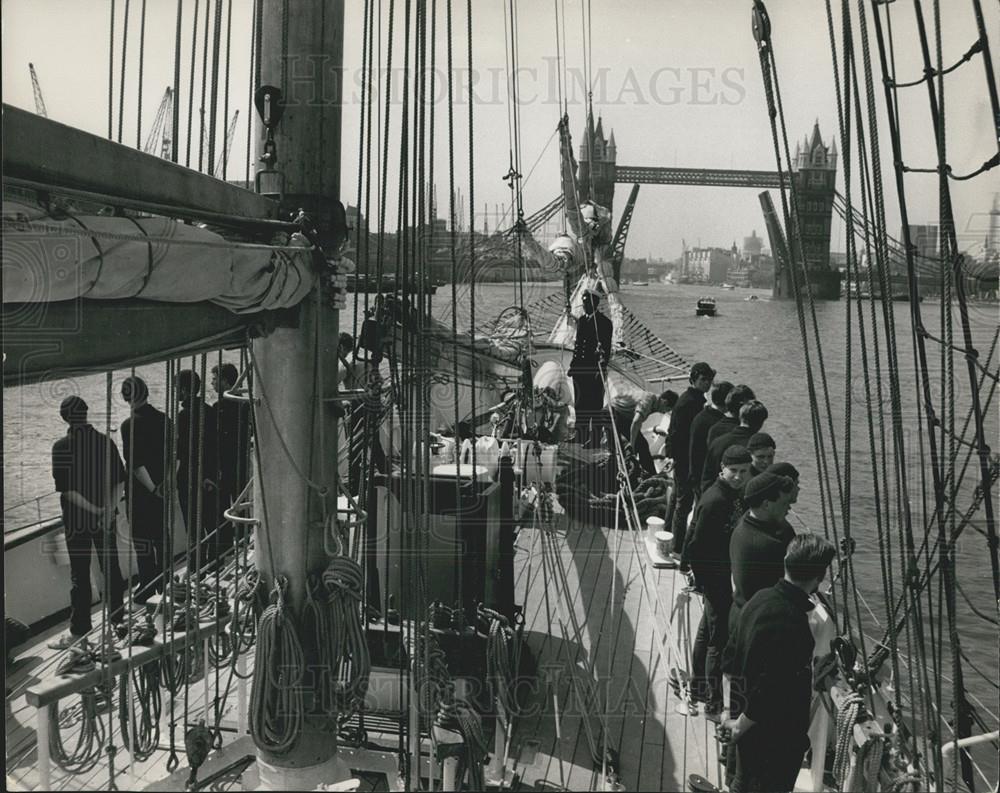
117,662,161,762
320,556,371,710
834,690,863,788
480,606,517,716
47,690,108,775
249,575,305,755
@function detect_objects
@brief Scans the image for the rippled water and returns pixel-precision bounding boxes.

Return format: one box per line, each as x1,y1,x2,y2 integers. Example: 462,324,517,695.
4,281,997,772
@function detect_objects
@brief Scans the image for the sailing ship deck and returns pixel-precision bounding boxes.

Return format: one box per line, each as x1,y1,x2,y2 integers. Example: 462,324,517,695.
5,516,723,792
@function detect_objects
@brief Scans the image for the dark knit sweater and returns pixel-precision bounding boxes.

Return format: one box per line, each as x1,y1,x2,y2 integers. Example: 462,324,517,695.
688,405,724,489
723,579,815,736
665,386,706,480
682,477,743,585
729,511,795,608
705,414,738,447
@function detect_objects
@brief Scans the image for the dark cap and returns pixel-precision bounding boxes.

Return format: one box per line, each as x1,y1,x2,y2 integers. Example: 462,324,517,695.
722,444,752,466
747,432,776,451
59,395,89,423
744,471,791,506
767,461,799,481
689,362,716,381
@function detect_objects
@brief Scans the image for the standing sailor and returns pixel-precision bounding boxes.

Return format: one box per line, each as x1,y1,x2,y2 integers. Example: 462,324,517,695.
722,533,836,793
120,376,171,603
212,363,250,553
48,396,127,649
728,470,796,627
176,369,220,567
665,361,716,561
568,288,613,449
682,444,753,718
689,380,733,499
706,384,756,447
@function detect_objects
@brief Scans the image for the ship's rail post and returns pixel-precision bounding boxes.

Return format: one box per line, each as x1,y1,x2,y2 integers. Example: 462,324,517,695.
36,703,52,790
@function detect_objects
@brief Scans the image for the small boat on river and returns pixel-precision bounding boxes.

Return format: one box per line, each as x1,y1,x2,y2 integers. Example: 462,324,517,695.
695,297,717,316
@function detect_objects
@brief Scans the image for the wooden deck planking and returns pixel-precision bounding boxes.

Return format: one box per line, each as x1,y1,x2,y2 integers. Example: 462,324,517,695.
8,514,725,792
6,628,249,793
513,519,603,790
511,518,724,792
559,524,622,792
612,534,653,792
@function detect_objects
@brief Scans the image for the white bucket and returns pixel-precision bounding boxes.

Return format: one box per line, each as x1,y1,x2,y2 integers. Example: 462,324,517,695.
431,463,490,479
513,439,558,484
654,530,674,559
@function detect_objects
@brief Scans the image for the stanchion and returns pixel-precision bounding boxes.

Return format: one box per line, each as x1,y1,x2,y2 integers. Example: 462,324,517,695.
484,703,507,786
236,654,248,735
37,704,52,789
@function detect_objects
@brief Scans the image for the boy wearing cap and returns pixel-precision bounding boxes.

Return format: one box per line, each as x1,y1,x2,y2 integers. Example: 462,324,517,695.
701,399,769,493
722,533,836,793
49,395,128,649
568,289,613,449
665,361,715,560
746,432,776,476
683,444,753,717
728,470,797,628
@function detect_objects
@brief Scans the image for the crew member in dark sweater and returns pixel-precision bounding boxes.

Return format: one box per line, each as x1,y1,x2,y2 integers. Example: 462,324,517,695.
683,444,753,716
705,383,755,447
176,369,220,567
746,432,775,476
728,470,796,630
568,289,613,449
687,380,732,499
664,361,715,559
722,533,836,793
701,399,768,492
120,376,172,603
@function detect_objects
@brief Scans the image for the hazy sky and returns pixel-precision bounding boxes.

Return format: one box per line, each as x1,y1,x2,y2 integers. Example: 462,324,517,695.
4,0,997,260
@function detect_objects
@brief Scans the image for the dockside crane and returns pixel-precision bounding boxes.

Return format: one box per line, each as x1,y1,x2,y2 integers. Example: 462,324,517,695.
213,110,240,179
142,87,174,160
28,63,47,118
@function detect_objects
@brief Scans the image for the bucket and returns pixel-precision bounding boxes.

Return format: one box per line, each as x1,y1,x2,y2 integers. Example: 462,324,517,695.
654,530,674,559
431,463,490,479
645,515,665,543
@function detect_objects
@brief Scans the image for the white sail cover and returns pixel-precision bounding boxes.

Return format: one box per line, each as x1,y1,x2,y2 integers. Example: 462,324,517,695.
2,200,315,313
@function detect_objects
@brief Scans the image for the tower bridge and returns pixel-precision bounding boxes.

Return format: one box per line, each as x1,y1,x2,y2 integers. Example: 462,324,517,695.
576,115,841,299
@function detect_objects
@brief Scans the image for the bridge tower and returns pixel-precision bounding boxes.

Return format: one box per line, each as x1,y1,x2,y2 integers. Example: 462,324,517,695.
774,121,841,299
577,112,617,212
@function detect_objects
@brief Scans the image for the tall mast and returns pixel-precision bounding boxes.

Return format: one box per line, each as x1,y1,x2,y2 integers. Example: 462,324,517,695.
252,1,348,787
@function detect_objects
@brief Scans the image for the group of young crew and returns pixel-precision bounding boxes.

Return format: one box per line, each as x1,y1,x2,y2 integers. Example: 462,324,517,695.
48,366,250,651
565,287,839,792
660,363,837,793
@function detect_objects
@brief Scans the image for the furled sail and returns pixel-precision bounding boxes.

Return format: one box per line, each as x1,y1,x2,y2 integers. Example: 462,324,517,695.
2,200,315,313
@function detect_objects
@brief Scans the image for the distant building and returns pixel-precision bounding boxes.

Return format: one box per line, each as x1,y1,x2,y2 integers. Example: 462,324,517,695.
742,229,763,262
687,247,734,284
